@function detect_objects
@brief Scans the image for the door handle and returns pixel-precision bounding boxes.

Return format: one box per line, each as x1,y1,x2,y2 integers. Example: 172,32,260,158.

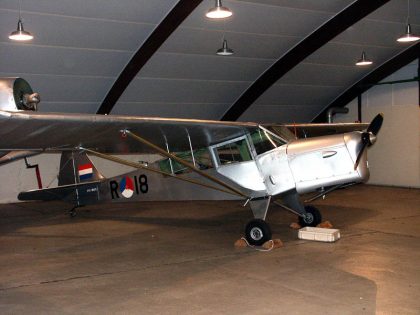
322,151,337,158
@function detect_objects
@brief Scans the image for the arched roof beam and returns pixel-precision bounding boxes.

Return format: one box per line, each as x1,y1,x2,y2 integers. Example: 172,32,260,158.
221,0,391,121
97,0,203,115
313,42,420,122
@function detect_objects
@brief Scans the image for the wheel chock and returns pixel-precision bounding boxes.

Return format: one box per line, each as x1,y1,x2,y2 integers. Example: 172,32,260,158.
234,238,248,248
317,220,333,228
262,239,283,250
289,222,301,229
234,237,283,251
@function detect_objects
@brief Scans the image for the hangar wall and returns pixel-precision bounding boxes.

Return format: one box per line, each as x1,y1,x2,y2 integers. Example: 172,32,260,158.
334,60,420,188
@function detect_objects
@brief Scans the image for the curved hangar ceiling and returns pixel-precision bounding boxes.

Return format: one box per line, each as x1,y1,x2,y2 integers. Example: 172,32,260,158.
0,0,419,123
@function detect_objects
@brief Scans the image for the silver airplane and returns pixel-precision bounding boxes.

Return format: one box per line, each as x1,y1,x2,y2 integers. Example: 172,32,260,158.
0,78,383,245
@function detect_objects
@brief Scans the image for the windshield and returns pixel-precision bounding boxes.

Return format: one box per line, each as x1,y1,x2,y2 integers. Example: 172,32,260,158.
251,127,287,155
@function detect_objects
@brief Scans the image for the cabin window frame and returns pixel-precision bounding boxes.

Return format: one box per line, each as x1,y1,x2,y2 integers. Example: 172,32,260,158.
210,135,255,168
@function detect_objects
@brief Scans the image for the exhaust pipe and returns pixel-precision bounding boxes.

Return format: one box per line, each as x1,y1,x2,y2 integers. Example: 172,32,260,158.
326,107,349,123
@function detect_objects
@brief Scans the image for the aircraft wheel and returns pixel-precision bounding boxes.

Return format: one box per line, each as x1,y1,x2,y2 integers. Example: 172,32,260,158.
245,219,272,246
69,208,77,218
299,205,322,227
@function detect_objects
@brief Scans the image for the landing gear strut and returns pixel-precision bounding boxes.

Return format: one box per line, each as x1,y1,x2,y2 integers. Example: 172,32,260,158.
245,219,272,246
277,191,322,227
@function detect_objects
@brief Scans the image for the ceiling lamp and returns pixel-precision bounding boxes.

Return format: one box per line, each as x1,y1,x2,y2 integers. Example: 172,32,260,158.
397,23,420,43
9,19,33,41
9,0,33,41
206,0,232,19
355,52,373,66
397,0,419,43
217,39,234,56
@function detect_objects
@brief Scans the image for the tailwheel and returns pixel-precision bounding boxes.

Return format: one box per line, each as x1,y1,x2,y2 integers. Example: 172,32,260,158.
245,219,272,246
69,207,77,218
299,205,322,227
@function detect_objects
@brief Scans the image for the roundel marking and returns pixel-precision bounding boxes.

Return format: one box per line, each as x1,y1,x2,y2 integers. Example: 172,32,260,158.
120,176,134,198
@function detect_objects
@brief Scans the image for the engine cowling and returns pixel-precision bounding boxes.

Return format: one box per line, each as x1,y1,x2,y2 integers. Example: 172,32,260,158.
287,132,369,194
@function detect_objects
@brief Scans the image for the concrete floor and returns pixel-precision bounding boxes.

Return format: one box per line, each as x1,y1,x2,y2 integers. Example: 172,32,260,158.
0,185,419,315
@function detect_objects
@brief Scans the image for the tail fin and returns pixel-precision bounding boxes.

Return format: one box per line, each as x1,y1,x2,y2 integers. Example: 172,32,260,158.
58,151,104,186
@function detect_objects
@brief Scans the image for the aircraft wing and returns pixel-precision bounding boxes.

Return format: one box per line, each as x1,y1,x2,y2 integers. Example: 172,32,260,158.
267,123,369,139
0,110,259,154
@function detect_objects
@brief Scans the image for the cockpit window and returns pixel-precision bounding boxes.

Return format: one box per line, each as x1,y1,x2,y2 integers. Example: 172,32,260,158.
252,128,286,155
215,137,252,165
158,148,213,174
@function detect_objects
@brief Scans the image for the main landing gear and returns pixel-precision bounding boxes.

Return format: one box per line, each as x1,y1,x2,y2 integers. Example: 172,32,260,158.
244,191,323,245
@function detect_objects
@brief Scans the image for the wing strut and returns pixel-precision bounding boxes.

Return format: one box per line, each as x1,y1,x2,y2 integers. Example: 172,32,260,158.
80,147,242,197
124,130,248,198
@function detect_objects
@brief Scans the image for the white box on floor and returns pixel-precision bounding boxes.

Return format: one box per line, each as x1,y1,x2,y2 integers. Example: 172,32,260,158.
298,227,340,242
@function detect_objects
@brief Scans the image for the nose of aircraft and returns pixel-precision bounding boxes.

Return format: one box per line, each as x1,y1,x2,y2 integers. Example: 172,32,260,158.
368,133,377,146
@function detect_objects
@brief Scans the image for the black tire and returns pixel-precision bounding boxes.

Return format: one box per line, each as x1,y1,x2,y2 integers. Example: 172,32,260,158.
299,205,322,227
69,207,77,218
245,219,272,246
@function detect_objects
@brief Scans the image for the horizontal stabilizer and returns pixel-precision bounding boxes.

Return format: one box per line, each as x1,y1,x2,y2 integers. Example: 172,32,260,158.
18,181,101,204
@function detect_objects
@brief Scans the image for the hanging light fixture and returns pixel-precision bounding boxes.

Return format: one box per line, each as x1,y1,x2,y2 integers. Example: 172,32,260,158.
206,0,232,19
397,24,420,43
355,51,373,66
9,0,33,41
397,0,419,43
217,39,234,56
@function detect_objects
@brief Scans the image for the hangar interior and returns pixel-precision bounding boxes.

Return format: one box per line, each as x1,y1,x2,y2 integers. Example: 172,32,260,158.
0,1,419,314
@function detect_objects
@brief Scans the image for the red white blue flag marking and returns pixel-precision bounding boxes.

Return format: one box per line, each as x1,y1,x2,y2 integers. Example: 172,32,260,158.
78,163,93,181
120,176,134,198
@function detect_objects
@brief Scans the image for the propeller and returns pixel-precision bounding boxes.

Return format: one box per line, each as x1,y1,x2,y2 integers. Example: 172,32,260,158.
354,113,384,170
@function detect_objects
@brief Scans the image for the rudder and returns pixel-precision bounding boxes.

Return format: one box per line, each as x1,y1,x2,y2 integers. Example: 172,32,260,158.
58,151,104,186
